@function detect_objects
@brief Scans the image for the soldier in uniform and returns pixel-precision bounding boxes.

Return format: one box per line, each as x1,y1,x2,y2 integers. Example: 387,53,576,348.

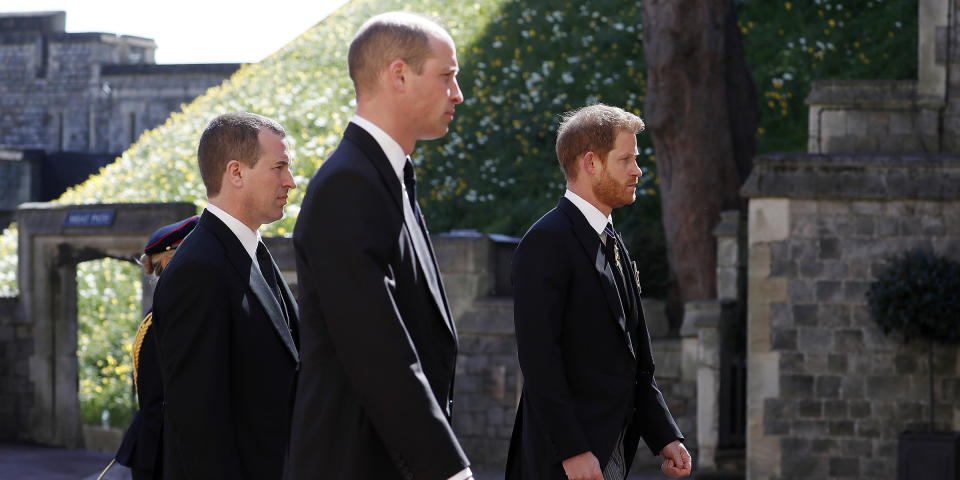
111,215,199,480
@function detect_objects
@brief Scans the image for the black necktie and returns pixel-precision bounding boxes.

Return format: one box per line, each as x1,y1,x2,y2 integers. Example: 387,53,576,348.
604,223,634,325
403,158,421,222
256,241,288,323
402,158,452,329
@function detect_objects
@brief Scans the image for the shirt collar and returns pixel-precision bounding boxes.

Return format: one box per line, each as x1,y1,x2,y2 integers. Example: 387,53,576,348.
205,202,261,263
564,189,613,238
350,115,406,181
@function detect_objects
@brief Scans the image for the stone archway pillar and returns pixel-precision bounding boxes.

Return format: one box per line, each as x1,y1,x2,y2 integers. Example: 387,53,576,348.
15,202,195,447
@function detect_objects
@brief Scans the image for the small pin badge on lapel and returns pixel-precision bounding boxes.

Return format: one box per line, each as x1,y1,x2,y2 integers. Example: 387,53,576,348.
632,260,642,293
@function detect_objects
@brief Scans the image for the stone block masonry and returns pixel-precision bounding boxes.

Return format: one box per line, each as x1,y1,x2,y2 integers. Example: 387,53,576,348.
742,153,960,480
0,296,32,443
0,11,240,155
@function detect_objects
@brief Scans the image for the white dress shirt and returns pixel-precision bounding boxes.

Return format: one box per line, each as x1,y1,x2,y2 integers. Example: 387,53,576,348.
205,202,263,272
564,189,614,241
350,115,409,192
350,116,473,480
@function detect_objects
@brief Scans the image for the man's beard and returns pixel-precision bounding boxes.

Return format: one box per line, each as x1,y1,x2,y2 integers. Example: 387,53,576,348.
593,169,635,209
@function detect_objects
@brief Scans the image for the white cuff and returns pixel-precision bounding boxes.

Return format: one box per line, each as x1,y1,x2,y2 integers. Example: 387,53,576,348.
447,467,473,480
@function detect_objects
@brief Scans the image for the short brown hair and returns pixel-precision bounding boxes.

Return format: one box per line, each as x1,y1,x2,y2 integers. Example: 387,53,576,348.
555,104,644,181
348,12,448,95
197,112,285,196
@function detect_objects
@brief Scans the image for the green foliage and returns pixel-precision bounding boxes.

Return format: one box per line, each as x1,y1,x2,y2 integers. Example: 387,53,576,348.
739,0,918,153
866,250,960,344
0,0,920,423
0,224,15,297
77,259,142,427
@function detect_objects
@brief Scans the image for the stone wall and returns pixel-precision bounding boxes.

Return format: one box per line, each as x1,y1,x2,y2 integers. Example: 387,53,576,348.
742,153,960,480
806,0,957,156
0,150,41,226
946,0,960,153
0,295,31,443
0,11,239,154
805,80,942,154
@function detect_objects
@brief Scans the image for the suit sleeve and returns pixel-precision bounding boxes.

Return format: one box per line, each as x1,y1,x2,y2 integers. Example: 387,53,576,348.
153,261,244,479
633,374,684,455
297,169,468,479
512,227,592,461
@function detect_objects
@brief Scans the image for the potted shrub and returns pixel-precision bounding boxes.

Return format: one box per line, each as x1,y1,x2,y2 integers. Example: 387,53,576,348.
866,249,960,480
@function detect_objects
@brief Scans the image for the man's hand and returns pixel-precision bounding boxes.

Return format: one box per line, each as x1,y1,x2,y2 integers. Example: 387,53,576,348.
561,451,604,480
659,440,692,478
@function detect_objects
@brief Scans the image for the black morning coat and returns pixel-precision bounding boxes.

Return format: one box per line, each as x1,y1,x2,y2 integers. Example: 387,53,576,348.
285,123,470,480
505,197,683,479
152,211,300,479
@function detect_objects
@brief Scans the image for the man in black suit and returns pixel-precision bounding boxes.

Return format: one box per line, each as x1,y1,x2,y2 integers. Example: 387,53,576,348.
286,11,472,480
505,104,692,480
153,112,300,479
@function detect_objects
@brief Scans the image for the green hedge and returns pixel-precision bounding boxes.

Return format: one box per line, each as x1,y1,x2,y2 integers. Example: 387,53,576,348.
0,0,917,426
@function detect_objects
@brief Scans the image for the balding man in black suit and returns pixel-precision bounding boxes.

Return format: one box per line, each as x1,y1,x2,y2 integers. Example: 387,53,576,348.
286,11,472,480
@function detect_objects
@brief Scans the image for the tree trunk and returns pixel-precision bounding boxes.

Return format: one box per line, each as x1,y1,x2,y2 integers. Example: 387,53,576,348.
642,0,758,329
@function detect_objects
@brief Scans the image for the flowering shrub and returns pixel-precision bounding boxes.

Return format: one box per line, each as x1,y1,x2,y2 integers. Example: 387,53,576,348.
77,259,141,427
0,0,918,425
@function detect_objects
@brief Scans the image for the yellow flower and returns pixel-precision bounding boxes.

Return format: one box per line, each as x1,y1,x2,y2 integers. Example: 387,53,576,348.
828,19,836,27
784,2,791,10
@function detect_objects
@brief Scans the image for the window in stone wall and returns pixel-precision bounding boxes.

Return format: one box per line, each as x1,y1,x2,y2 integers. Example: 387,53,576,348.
56,112,64,151
127,112,136,145
35,36,48,79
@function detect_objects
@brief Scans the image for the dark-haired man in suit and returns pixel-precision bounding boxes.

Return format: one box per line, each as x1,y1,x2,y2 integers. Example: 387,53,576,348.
287,11,472,480
153,112,300,479
505,104,691,480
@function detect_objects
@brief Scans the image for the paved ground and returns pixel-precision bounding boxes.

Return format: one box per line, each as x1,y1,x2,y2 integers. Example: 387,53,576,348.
0,443,128,480
0,443,668,479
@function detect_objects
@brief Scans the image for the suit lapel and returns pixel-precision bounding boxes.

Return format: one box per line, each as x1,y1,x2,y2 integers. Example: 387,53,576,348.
556,198,635,358
614,235,656,369
343,124,456,339
200,212,299,362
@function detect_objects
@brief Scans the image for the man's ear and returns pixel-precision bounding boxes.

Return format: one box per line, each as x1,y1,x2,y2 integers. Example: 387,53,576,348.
224,160,243,189
387,59,406,92
582,151,598,176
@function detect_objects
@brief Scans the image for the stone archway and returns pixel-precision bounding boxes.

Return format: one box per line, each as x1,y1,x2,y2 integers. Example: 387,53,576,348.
12,201,195,448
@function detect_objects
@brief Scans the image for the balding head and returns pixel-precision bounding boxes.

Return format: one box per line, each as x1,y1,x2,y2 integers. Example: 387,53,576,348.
348,11,451,97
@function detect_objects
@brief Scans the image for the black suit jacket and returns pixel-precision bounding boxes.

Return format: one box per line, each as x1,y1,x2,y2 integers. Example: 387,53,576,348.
505,197,682,479
116,312,162,478
153,211,300,480
286,123,469,480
